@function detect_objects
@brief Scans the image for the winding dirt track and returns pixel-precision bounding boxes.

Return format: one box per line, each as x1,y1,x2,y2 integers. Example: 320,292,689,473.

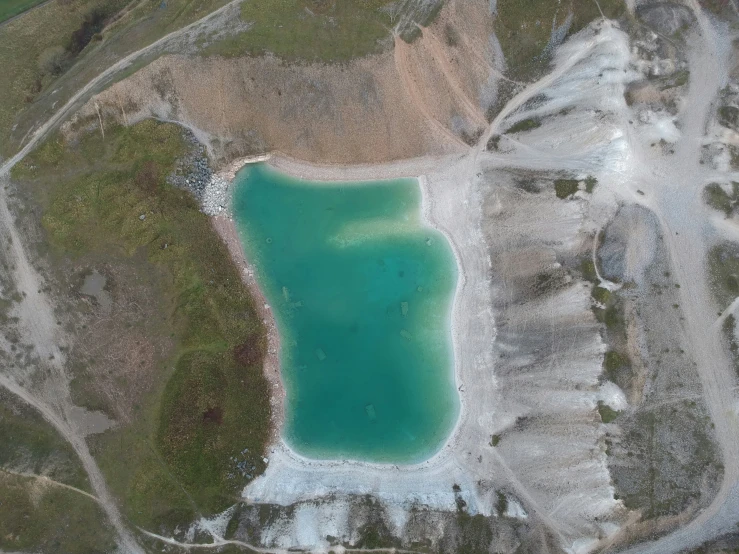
0,467,101,504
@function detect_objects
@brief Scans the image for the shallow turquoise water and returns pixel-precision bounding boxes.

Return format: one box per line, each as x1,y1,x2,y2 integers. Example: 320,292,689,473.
232,163,459,463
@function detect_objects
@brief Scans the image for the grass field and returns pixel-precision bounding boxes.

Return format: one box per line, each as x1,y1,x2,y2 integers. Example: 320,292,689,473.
0,390,89,492
11,120,271,532
0,390,111,552
0,472,115,553
0,0,46,24
494,0,625,80
204,0,441,62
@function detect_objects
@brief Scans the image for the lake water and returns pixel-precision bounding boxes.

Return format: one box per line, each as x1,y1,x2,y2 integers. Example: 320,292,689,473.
232,163,458,463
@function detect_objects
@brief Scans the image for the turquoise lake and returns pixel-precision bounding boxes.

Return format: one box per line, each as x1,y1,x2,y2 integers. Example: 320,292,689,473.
232,163,459,463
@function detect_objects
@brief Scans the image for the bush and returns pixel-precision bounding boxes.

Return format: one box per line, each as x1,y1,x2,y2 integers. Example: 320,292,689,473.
554,179,579,199
37,46,70,77
704,183,735,216
505,118,541,134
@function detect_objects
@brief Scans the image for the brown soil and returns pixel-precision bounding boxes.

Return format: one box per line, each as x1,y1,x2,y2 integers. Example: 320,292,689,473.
202,406,223,424
70,0,500,166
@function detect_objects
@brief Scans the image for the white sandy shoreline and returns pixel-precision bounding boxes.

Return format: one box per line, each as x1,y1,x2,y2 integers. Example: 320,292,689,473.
209,152,470,472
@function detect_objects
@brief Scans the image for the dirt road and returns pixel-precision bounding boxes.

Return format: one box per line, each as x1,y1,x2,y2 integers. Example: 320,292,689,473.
620,4,739,552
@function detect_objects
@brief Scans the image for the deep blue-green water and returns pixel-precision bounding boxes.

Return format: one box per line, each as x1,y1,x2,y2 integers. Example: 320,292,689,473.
232,163,458,463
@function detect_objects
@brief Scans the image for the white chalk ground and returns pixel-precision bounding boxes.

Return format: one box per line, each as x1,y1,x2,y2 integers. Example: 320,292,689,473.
208,14,739,553
222,21,633,553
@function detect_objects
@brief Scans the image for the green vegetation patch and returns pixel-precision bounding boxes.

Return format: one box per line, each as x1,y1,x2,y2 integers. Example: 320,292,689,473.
591,285,611,304
0,472,115,554
494,0,625,80
597,401,620,423
719,105,739,131
204,0,442,62
0,391,88,491
580,258,598,283
699,0,738,19
657,69,689,91
722,314,739,377
451,513,494,554
704,182,739,216
614,403,722,519
708,242,739,309
554,178,580,199
504,117,541,134
12,120,270,530
2,0,252,157
0,0,46,24
603,350,630,383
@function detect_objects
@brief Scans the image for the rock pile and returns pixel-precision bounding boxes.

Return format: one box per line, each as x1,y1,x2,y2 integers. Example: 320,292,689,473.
201,175,231,216
167,131,213,200
167,130,234,216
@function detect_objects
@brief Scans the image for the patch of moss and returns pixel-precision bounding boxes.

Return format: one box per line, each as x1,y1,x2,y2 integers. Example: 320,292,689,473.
554,178,579,199
580,259,598,283
598,401,620,423
719,105,739,131
495,491,508,516
592,286,611,304
708,243,739,309
703,182,738,216
505,117,541,134
453,512,493,554
722,314,739,377
657,69,689,91
604,350,627,373
490,434,501,447
584,175,597,193
616,403,722,519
